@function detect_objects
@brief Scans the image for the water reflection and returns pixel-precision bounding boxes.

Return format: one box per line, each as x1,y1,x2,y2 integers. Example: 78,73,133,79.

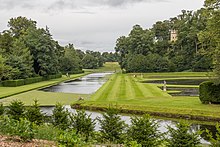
40,73,112,94
41,106,215,144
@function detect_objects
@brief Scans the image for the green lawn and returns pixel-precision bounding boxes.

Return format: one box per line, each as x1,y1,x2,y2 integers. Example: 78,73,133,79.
81,73,220,119
0,90,90,106
84,62,121,73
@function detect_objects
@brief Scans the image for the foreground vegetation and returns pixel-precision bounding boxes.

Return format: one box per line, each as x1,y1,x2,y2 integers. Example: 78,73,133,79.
1,101,219,146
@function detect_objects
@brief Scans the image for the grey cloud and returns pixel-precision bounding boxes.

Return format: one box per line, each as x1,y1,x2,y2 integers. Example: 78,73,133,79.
0,0,39,10
0,0,169,11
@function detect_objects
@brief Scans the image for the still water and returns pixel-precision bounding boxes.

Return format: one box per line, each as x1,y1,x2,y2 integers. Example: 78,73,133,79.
40,73,112,94
41,106,213,145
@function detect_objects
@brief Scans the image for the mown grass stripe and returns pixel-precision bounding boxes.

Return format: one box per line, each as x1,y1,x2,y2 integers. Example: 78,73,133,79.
91,74,117,101
106,74,121,101
118,74,126,100
124,75,136,100
128,76,145,98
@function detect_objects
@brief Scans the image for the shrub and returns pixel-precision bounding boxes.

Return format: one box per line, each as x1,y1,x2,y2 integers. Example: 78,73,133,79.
0,103,4,115
0,116,35,142
206,123,220,147
98,107,126,144
25,100,44,125
199,81,220,104
34,124,60,141
57,130,83,147
51,103,70,130
166,121,201,147
2,79,25,87
128,114,162,147
24,77,43,85
70,110,95,141
7,100,25,120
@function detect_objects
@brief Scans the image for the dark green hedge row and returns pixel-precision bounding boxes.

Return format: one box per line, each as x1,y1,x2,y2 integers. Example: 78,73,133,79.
199,81,220,104
2,73,62,87
42,73,62,81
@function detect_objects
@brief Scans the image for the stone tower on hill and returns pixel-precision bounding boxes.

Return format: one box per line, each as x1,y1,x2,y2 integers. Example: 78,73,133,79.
170,29,178,42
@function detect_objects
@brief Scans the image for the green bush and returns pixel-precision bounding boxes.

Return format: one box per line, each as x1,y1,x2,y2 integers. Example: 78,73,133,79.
166,121,201,147
206,123,220,147
70,110,95,141
34,124,60,141
0,103,4,115
0,116,35,142
24,77,43,85
199,81,220,104
7,100,26,120
98,107,126,144
2,79,25,87
43,73,62,80
25,100,44,125
128,114,162,147
57,130,83,147
51,103,70,130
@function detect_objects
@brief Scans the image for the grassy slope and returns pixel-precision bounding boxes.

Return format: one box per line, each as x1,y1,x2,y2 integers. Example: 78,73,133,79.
0,91,90,106
83,73,220,119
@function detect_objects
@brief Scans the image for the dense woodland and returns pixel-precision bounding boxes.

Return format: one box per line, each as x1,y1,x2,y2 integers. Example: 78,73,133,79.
0,17,118,81
115,0,220,80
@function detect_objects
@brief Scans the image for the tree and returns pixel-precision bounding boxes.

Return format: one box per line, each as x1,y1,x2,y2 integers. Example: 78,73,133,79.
201,0,220,84
23,27,61,76
128,115,162,147
6,38,34,79
7,100,26,120
166,122,201,147
82,54,98,69
70,110,95,141
8,16,37,38
25,100,44,125
51,103,70,130
60,44,82,74
98,107,126,144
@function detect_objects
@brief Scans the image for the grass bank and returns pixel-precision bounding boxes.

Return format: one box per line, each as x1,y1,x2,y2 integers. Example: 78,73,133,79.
0,72,90,99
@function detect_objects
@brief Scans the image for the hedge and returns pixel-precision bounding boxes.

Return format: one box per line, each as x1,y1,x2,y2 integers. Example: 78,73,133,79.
199,81,220,104
2,73,62,87
2,79,25,87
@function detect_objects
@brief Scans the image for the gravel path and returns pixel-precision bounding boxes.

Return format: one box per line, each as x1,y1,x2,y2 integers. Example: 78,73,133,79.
0,135,56,147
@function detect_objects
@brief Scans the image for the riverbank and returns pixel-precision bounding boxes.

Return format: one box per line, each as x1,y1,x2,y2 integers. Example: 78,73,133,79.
0,72,90,99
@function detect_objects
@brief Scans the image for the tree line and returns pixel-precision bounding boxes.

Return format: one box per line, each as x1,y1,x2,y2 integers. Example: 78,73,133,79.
115,0,219,79
0,17,119,81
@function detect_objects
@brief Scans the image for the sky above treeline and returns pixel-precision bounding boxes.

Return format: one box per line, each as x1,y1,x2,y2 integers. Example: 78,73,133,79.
0,0,204,52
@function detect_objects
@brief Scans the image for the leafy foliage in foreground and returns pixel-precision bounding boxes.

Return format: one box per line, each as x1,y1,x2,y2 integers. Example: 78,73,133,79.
70,110,95,141
7,100,25,120
98,107,127,144
25,100,44,125
0,116,35,141
166,121,201,147
51,103,70,130
206,123,220,147
128,114,162,147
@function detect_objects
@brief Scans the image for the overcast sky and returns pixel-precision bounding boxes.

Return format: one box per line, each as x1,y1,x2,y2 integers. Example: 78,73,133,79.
0,0,204,52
